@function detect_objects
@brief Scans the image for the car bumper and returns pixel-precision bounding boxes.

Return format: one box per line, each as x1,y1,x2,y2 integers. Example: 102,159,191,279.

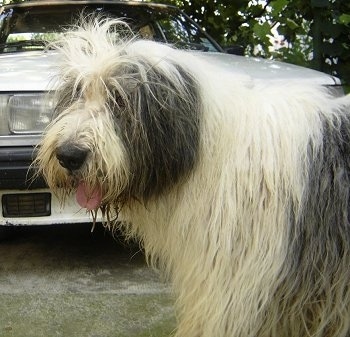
0,188,96,226
0,146,96,226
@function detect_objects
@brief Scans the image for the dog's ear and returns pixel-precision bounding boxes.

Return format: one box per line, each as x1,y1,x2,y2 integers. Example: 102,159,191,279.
120,59,201,199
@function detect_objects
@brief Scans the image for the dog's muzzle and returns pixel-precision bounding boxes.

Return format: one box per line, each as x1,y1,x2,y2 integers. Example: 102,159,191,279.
56,144,88,172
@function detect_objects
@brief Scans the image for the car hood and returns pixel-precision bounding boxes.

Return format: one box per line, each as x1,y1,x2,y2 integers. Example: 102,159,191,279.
196,52,340,86
0,51,59,91
0,50,339,92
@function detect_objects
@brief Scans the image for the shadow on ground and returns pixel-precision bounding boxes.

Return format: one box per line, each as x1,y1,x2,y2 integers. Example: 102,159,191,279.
0,224,175,337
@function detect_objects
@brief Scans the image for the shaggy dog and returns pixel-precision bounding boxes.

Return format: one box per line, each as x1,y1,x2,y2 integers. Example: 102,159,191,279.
35,19,350,337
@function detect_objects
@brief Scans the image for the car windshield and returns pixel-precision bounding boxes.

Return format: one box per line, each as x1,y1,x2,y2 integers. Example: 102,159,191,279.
0,3,221,53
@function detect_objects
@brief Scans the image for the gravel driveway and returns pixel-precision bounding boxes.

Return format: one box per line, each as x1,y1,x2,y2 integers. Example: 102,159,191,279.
0,224,175,337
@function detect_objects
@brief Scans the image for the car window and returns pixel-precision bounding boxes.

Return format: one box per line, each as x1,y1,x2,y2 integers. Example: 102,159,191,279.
156,14,218,51
0,3,221,53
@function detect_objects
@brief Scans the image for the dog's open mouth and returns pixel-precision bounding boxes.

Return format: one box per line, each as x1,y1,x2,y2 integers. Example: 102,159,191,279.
76,181,102,211
75,180,122,232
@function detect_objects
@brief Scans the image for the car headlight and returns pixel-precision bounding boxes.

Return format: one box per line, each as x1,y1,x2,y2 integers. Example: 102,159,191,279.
0,93,55,135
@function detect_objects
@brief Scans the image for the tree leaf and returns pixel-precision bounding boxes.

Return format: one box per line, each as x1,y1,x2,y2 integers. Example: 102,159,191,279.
286,18,300,30
271,0,289,15
253,21,271,41
339,14,350,26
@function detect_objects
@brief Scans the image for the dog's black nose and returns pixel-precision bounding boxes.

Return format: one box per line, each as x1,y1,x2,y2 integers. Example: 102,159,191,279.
56,144,88,171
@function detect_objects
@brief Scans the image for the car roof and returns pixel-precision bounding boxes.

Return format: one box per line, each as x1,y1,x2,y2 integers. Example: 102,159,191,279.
0,0,176,10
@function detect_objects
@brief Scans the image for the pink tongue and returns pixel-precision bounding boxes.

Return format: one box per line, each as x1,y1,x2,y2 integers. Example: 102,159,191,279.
76,181,102,211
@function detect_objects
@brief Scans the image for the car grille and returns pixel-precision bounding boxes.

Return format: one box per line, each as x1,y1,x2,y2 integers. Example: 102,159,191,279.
2,193,51,217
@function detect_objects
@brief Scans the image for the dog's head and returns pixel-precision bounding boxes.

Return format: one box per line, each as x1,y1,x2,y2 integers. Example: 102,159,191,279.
34,18,201,216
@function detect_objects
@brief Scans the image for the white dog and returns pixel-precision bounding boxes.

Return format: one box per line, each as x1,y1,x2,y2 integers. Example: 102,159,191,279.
35,18,350,337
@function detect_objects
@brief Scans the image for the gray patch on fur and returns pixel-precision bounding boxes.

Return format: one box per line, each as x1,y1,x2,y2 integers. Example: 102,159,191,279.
111,60,201,200
270,110,350,335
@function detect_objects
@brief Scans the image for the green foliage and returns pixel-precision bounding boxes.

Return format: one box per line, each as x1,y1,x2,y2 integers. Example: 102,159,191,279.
155,0,350,87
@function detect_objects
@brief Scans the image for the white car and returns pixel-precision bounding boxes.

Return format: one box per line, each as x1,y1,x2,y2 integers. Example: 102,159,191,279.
0,1,343,236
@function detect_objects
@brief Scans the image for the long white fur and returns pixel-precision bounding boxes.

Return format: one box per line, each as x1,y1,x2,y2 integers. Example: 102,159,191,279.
35,18,350,337
122,83,348,336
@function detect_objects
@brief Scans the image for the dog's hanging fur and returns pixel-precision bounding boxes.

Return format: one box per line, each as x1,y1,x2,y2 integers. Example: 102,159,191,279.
35,18,350,337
